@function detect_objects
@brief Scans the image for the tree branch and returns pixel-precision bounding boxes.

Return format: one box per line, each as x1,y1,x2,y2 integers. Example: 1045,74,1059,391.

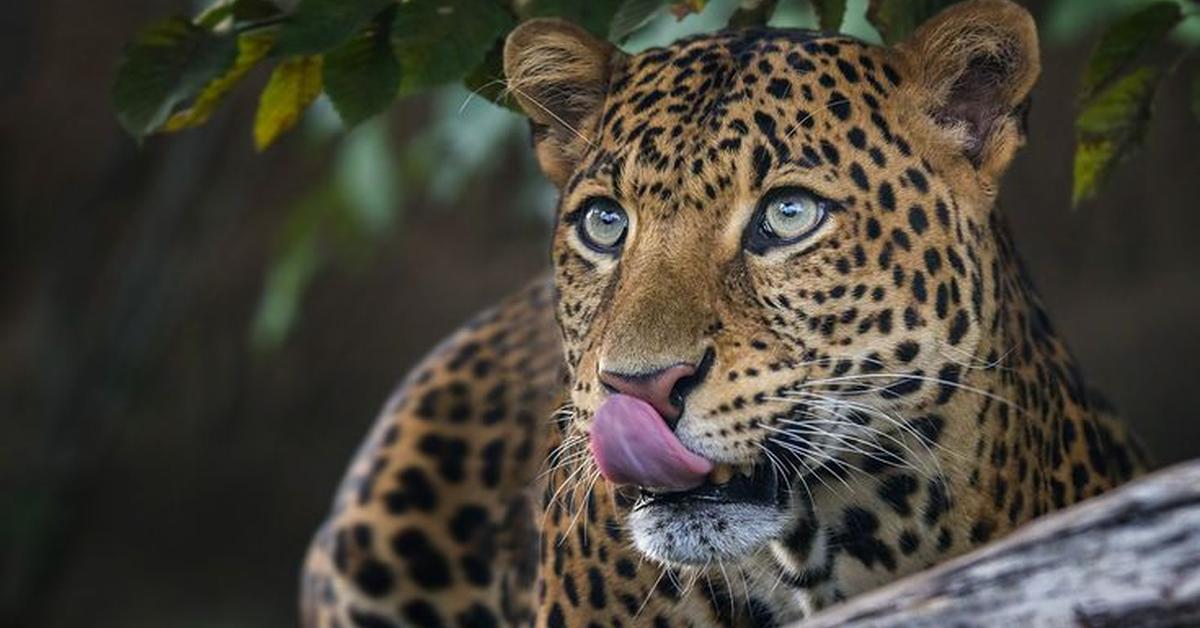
798,460,1200,627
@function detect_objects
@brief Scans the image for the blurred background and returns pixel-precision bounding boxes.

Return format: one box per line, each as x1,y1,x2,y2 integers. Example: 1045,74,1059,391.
3,0,1199,626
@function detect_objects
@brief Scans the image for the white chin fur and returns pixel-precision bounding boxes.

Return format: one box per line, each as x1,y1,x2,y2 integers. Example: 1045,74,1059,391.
628,500,790,565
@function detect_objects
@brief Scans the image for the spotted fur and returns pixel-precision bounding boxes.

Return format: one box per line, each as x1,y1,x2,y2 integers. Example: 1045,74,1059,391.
301,2,1146,626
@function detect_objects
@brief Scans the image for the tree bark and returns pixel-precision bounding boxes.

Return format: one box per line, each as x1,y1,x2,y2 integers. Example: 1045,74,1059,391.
798,460,1200,628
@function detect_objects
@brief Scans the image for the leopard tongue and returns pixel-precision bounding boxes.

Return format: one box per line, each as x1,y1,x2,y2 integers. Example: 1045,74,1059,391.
590,394,713,491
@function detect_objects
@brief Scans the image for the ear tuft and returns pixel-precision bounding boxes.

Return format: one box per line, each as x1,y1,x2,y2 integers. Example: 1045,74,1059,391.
897,0,1039,181
504,19,623,186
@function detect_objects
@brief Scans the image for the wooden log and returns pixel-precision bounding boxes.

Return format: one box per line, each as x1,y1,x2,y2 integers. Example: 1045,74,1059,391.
798,460,1200,628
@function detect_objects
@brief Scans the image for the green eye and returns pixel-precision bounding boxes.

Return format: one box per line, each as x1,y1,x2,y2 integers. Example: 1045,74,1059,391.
745,187,830,253
578,198,629,253
763,191,823,239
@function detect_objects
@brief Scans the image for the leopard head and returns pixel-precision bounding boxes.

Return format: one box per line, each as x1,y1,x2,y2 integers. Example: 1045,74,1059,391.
505,0,1039,566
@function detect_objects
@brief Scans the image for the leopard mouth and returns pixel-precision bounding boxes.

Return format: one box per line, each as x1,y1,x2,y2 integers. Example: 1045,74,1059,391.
634,461,787,510
625,459,794,566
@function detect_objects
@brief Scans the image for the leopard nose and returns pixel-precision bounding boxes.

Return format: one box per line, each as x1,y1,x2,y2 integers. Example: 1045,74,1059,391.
599,363,698,427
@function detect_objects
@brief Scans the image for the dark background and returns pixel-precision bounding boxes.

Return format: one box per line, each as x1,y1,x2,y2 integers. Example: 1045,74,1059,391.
3,1,1198,626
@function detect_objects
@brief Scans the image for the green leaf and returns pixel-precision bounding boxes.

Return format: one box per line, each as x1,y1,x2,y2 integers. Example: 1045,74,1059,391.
526,0,623,38
1072,66,1163,206
812,0,847,32
1075,67,1161,136
162,32,275,133
1079,3,1182,102
610,0,667,41
275,0,394,56
728,0,780,28
254,55,324,150
197,0,282,29
324,9,401,127
392,0,514,93
113,17,239,138
866,0,955,45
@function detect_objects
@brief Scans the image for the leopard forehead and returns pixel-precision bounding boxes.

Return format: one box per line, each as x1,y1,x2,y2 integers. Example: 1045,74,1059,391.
561,29,918,217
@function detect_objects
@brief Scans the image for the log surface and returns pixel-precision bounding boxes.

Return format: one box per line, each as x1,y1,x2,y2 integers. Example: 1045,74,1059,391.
797,460,1200,628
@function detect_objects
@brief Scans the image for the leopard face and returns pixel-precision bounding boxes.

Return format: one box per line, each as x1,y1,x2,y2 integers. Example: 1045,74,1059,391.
506,2,1038,569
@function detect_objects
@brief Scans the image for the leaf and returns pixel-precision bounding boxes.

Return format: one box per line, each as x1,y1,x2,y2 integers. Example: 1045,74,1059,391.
254,55,324,150
728,0,780,28
325,9,401,127
1075,67,1161,136
1072,66,1163,206
812,0,847,32
866,0,955,45
1079,3,1181,102
275,0,394,56
197,0,282,29
162,32,275,133
392,0,514,93
1071,139,1114,209
610,0,667,41
113,17,239,138
526,0,623,38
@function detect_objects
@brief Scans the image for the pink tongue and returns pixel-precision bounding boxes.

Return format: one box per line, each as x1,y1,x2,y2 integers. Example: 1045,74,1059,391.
590,394,713,491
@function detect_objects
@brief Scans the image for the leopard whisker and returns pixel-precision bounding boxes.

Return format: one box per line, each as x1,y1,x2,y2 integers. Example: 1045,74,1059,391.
771,418,926,475
760,429,852,495
716,557,735,617
562,468,603,542
789,389,972,468
501,82,596,148
784,98,852,141
634,563,670,620
798,372,1023,412
783,391,951,472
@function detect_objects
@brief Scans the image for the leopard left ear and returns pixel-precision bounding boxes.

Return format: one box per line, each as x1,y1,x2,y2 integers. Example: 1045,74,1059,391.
895,0,1039,187
504,19,625,187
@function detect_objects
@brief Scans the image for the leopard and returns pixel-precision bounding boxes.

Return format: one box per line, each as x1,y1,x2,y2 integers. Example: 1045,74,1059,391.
299,1,1148,626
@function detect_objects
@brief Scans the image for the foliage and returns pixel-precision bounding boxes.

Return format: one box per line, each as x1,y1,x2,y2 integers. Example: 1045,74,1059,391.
112,0,1199,345
114,17,239,138
1071,2,1191,205
254,55,324,150
323,7,402,126
866,0,955,44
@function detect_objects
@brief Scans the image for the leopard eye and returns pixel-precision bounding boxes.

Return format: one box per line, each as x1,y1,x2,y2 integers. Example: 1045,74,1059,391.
577,198,629,253
745,187,829,253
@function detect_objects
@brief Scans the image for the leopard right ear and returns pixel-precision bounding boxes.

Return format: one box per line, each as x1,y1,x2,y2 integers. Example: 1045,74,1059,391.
504,19,624,187
893,0,1039,189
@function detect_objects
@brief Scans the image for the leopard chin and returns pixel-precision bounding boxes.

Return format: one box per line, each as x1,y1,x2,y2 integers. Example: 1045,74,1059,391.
626,462,795,565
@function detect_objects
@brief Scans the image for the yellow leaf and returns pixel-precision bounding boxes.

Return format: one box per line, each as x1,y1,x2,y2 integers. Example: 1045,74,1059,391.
254,56,324,151
161,32,274,133
1072,139,1114,206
